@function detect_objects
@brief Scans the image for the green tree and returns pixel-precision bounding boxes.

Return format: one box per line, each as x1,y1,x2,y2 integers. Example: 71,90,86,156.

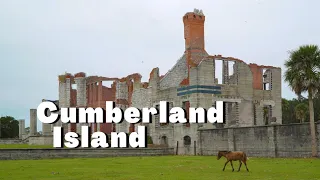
295,103,309,123
0,116,19,138
290,98,305,123
282,98,291,124
282,98,290,111
284,44,320,157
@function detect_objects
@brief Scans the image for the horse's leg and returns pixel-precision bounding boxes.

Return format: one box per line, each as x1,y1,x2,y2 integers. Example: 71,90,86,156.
230,161,234,172
243,162,249,172
237,160,242,172
222,160,229,171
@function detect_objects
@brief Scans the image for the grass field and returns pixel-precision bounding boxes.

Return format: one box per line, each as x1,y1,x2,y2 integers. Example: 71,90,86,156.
0,156,319,180
0,144,55,149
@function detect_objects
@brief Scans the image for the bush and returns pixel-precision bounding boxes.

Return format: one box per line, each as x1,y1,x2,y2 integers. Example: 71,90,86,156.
147,135,153,144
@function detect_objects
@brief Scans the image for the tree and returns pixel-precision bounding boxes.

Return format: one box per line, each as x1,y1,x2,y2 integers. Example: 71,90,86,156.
282,98,292,124
295,103,309,123
282,98,290,112
0,116,19,138
284,44,320,157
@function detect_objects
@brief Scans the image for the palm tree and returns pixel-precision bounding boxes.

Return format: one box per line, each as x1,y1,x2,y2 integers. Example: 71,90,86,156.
295,103,309,123
284,44,320,157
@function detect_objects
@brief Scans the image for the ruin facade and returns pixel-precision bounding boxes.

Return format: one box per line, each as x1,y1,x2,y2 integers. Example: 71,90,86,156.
128,9,282,154
20,9,282,153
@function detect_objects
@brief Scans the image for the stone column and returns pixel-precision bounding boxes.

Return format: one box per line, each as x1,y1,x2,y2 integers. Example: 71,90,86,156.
58,74,67,128
74,72,87,134
42,100,53,136
222,60,229,84
60,76,71,129
115,81,129,133
255,102,264,126
19,119,25,139
94,81,103,133
30,109,37,136
75,73,87,107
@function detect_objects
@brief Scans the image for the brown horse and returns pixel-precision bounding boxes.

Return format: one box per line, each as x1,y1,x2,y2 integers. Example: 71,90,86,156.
217,151,249,172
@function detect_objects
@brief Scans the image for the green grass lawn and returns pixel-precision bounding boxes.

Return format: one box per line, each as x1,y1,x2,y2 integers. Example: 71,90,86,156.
0,156,319,180
0,144,54,149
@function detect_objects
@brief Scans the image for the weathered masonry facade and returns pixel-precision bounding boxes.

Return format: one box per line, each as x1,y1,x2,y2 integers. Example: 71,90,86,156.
54,72,143,135
20,9,282,155
130,9,282,154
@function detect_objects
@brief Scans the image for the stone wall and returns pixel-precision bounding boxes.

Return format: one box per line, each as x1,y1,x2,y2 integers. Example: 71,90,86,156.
28,136,53,145
159,54,188,90
131,87,151,110
0,139,23,144
0,148,174,160
199,122,320,158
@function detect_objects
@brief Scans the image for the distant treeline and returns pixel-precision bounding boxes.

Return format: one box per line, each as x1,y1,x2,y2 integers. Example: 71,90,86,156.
282,96,320,124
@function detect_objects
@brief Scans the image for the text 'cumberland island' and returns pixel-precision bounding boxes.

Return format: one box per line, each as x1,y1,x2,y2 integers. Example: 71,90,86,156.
37,101,224,148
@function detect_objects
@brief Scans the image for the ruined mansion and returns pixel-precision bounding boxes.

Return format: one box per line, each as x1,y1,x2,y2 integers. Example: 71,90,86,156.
20,9,282,154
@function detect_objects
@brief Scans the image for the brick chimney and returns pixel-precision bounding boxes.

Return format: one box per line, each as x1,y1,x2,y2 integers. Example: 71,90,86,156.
183,9,205,51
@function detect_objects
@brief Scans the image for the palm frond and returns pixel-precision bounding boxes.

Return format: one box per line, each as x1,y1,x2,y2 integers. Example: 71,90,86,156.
284,44,320,98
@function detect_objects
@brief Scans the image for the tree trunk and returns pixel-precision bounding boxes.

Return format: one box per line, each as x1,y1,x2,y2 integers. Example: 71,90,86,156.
308,88,318,157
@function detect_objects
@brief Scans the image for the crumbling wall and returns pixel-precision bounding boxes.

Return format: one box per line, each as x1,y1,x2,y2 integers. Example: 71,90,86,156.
189,58,215,86
249,64,282,125
236,61,254,126
189,59,217,130
199,122,320,158
132,88,150,109
270,68,282,124
131,86,152,135
149,87,175,148
115,81,130,133
74,72,87,134
159,54,188,90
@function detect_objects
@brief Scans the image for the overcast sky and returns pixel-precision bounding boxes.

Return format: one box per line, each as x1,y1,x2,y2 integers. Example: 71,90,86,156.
0,0,319,131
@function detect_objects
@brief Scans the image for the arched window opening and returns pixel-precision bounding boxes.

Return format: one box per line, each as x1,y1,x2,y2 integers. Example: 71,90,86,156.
183,135,191,146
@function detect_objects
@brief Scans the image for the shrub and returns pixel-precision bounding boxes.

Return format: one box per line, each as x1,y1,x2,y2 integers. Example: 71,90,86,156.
147,135,153,144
